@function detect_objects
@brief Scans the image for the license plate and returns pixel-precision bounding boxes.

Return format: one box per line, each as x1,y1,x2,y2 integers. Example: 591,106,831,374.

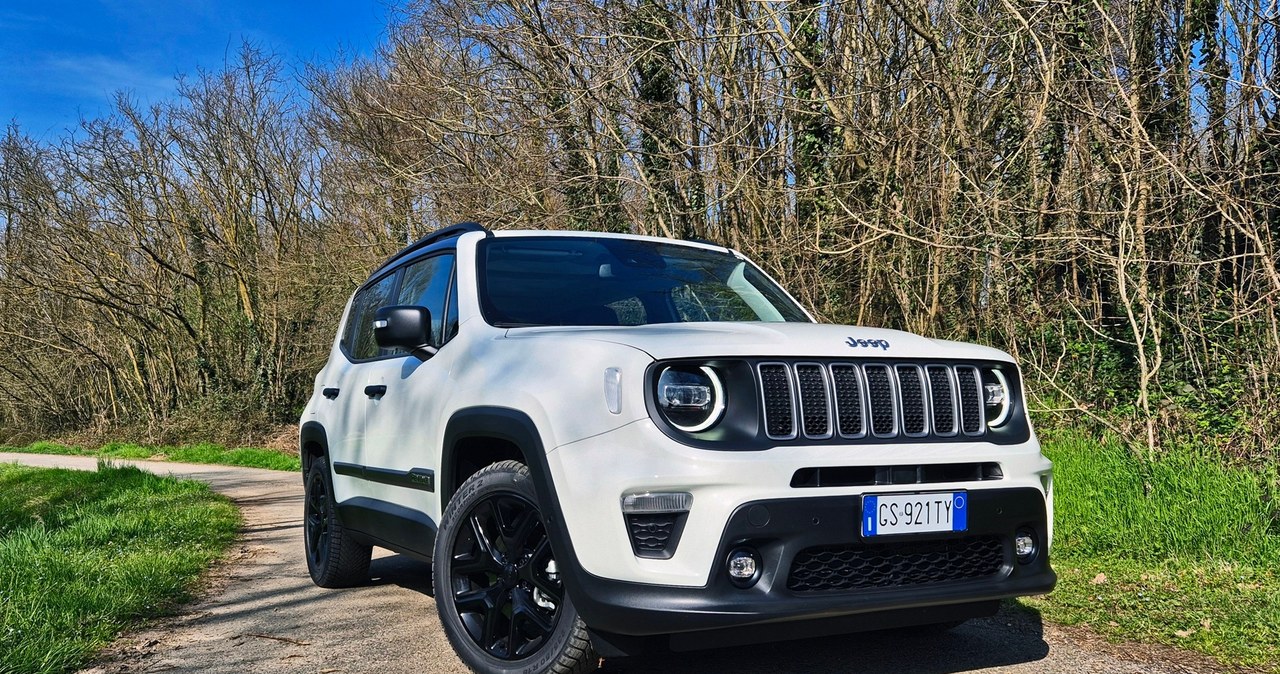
861,492,967,537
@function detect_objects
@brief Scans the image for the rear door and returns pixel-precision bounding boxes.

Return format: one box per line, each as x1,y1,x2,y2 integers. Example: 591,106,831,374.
326,270,399,503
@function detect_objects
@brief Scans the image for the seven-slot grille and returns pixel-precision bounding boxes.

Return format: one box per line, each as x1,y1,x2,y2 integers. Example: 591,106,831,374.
757,362,987,441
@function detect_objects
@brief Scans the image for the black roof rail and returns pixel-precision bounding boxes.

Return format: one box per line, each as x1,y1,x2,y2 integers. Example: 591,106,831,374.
379,222,490,270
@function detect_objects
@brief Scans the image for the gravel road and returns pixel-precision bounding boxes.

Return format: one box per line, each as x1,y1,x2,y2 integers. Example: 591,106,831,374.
0,453,1235,674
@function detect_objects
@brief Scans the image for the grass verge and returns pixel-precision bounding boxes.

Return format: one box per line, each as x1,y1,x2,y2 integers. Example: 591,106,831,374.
0,462,240,674
0,440,299,472
1025,431,1280,671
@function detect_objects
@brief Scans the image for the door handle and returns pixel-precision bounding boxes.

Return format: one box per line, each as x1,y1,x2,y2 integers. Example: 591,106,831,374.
322,387,340,400
364,385,387,398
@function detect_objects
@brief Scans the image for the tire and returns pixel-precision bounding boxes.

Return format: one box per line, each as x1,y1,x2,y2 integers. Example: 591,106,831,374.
434,460,596,674
304,456,372,588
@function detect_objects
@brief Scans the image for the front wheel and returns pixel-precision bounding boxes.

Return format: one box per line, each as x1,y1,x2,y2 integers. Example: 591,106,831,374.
433,460,596,674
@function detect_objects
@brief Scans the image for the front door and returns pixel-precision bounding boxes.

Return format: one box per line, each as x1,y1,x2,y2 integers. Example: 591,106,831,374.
356,252,459,532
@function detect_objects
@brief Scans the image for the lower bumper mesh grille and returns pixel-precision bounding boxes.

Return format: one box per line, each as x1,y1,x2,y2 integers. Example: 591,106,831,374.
787,535,1005,593
625,513,685,559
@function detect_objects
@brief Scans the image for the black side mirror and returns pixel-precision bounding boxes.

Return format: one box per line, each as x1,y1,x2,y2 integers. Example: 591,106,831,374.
373,305,437,360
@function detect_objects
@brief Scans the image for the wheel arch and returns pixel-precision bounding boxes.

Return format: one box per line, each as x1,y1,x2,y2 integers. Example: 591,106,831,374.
440,406,545,507
299,421,329,478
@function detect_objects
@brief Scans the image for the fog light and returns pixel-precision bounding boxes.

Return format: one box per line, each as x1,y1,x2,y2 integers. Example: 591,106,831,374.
1015,530,1037,562
728,553,756,579
726,548,760,587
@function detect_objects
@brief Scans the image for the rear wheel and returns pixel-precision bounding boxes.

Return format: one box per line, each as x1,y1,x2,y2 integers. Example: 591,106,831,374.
303,456,371,587
434,460,596,674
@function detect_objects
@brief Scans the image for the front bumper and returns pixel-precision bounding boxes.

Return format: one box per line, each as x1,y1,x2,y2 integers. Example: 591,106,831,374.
565,487,1054,640
547,418,1053,586
520,416,1055,651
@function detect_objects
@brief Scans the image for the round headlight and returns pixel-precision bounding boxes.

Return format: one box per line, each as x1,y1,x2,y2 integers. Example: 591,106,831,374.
656,365,726,432
982,368,1012,427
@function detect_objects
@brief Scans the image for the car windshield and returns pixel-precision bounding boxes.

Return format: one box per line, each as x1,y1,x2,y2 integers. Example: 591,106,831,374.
479,236,812,327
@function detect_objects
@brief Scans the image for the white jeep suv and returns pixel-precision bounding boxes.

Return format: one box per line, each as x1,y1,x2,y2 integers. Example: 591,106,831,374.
300,223,1056,674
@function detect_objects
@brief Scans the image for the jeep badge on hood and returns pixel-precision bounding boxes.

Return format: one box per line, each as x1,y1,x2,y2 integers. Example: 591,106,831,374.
847,336,890,350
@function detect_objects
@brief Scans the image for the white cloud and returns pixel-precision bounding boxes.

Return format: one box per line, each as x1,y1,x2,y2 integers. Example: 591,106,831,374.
35,53,177,101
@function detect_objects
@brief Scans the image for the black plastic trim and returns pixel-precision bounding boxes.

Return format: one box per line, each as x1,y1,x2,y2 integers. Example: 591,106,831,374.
625,511,689,559
561,487,1053,638
674,599,997,652
332,461,435,492
790,462,1004,488
589,600,999,657
336,496,437,562
298,421,328,478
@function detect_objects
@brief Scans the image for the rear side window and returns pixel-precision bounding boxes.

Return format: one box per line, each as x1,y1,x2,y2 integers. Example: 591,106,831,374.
396,254,456,348
344,273,397,360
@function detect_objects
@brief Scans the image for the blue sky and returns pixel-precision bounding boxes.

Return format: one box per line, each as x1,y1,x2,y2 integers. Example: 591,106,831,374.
1,1,391,140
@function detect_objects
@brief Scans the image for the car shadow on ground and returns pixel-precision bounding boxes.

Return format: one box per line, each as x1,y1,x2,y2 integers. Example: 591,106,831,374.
602,604,1048,673
367,554,1049,674
369,551,435,595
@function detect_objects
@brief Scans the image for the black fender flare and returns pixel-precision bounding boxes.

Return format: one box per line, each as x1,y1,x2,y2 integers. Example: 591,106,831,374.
299,421,329,478
441,406,551,505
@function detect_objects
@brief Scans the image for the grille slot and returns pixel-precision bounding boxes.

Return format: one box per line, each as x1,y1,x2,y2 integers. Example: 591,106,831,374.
829,365,865,437
927,366,957,436
795,364,831,438
759,363,796,439
787,536,1005,593
956,366,984,435
895,365,927,435
864,365,896,436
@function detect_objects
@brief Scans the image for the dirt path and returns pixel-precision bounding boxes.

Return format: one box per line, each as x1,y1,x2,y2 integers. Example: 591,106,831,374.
1,453,1239,674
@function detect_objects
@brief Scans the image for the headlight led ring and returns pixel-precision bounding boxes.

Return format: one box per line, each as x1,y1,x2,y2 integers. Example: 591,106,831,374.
984,368,1012,427
657,365,726,433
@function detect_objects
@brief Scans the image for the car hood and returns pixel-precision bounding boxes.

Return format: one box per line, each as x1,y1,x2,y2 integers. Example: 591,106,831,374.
501,322,1013,362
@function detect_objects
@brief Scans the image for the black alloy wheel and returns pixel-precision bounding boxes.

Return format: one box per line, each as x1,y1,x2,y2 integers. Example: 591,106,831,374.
302,455,371,588
304,466,332,570
450,492,563,659
434,460,595,674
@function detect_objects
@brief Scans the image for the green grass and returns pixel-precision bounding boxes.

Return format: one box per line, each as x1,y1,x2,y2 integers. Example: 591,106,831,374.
0,441,299,472
0,462,240,674
1025,431,1280,670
